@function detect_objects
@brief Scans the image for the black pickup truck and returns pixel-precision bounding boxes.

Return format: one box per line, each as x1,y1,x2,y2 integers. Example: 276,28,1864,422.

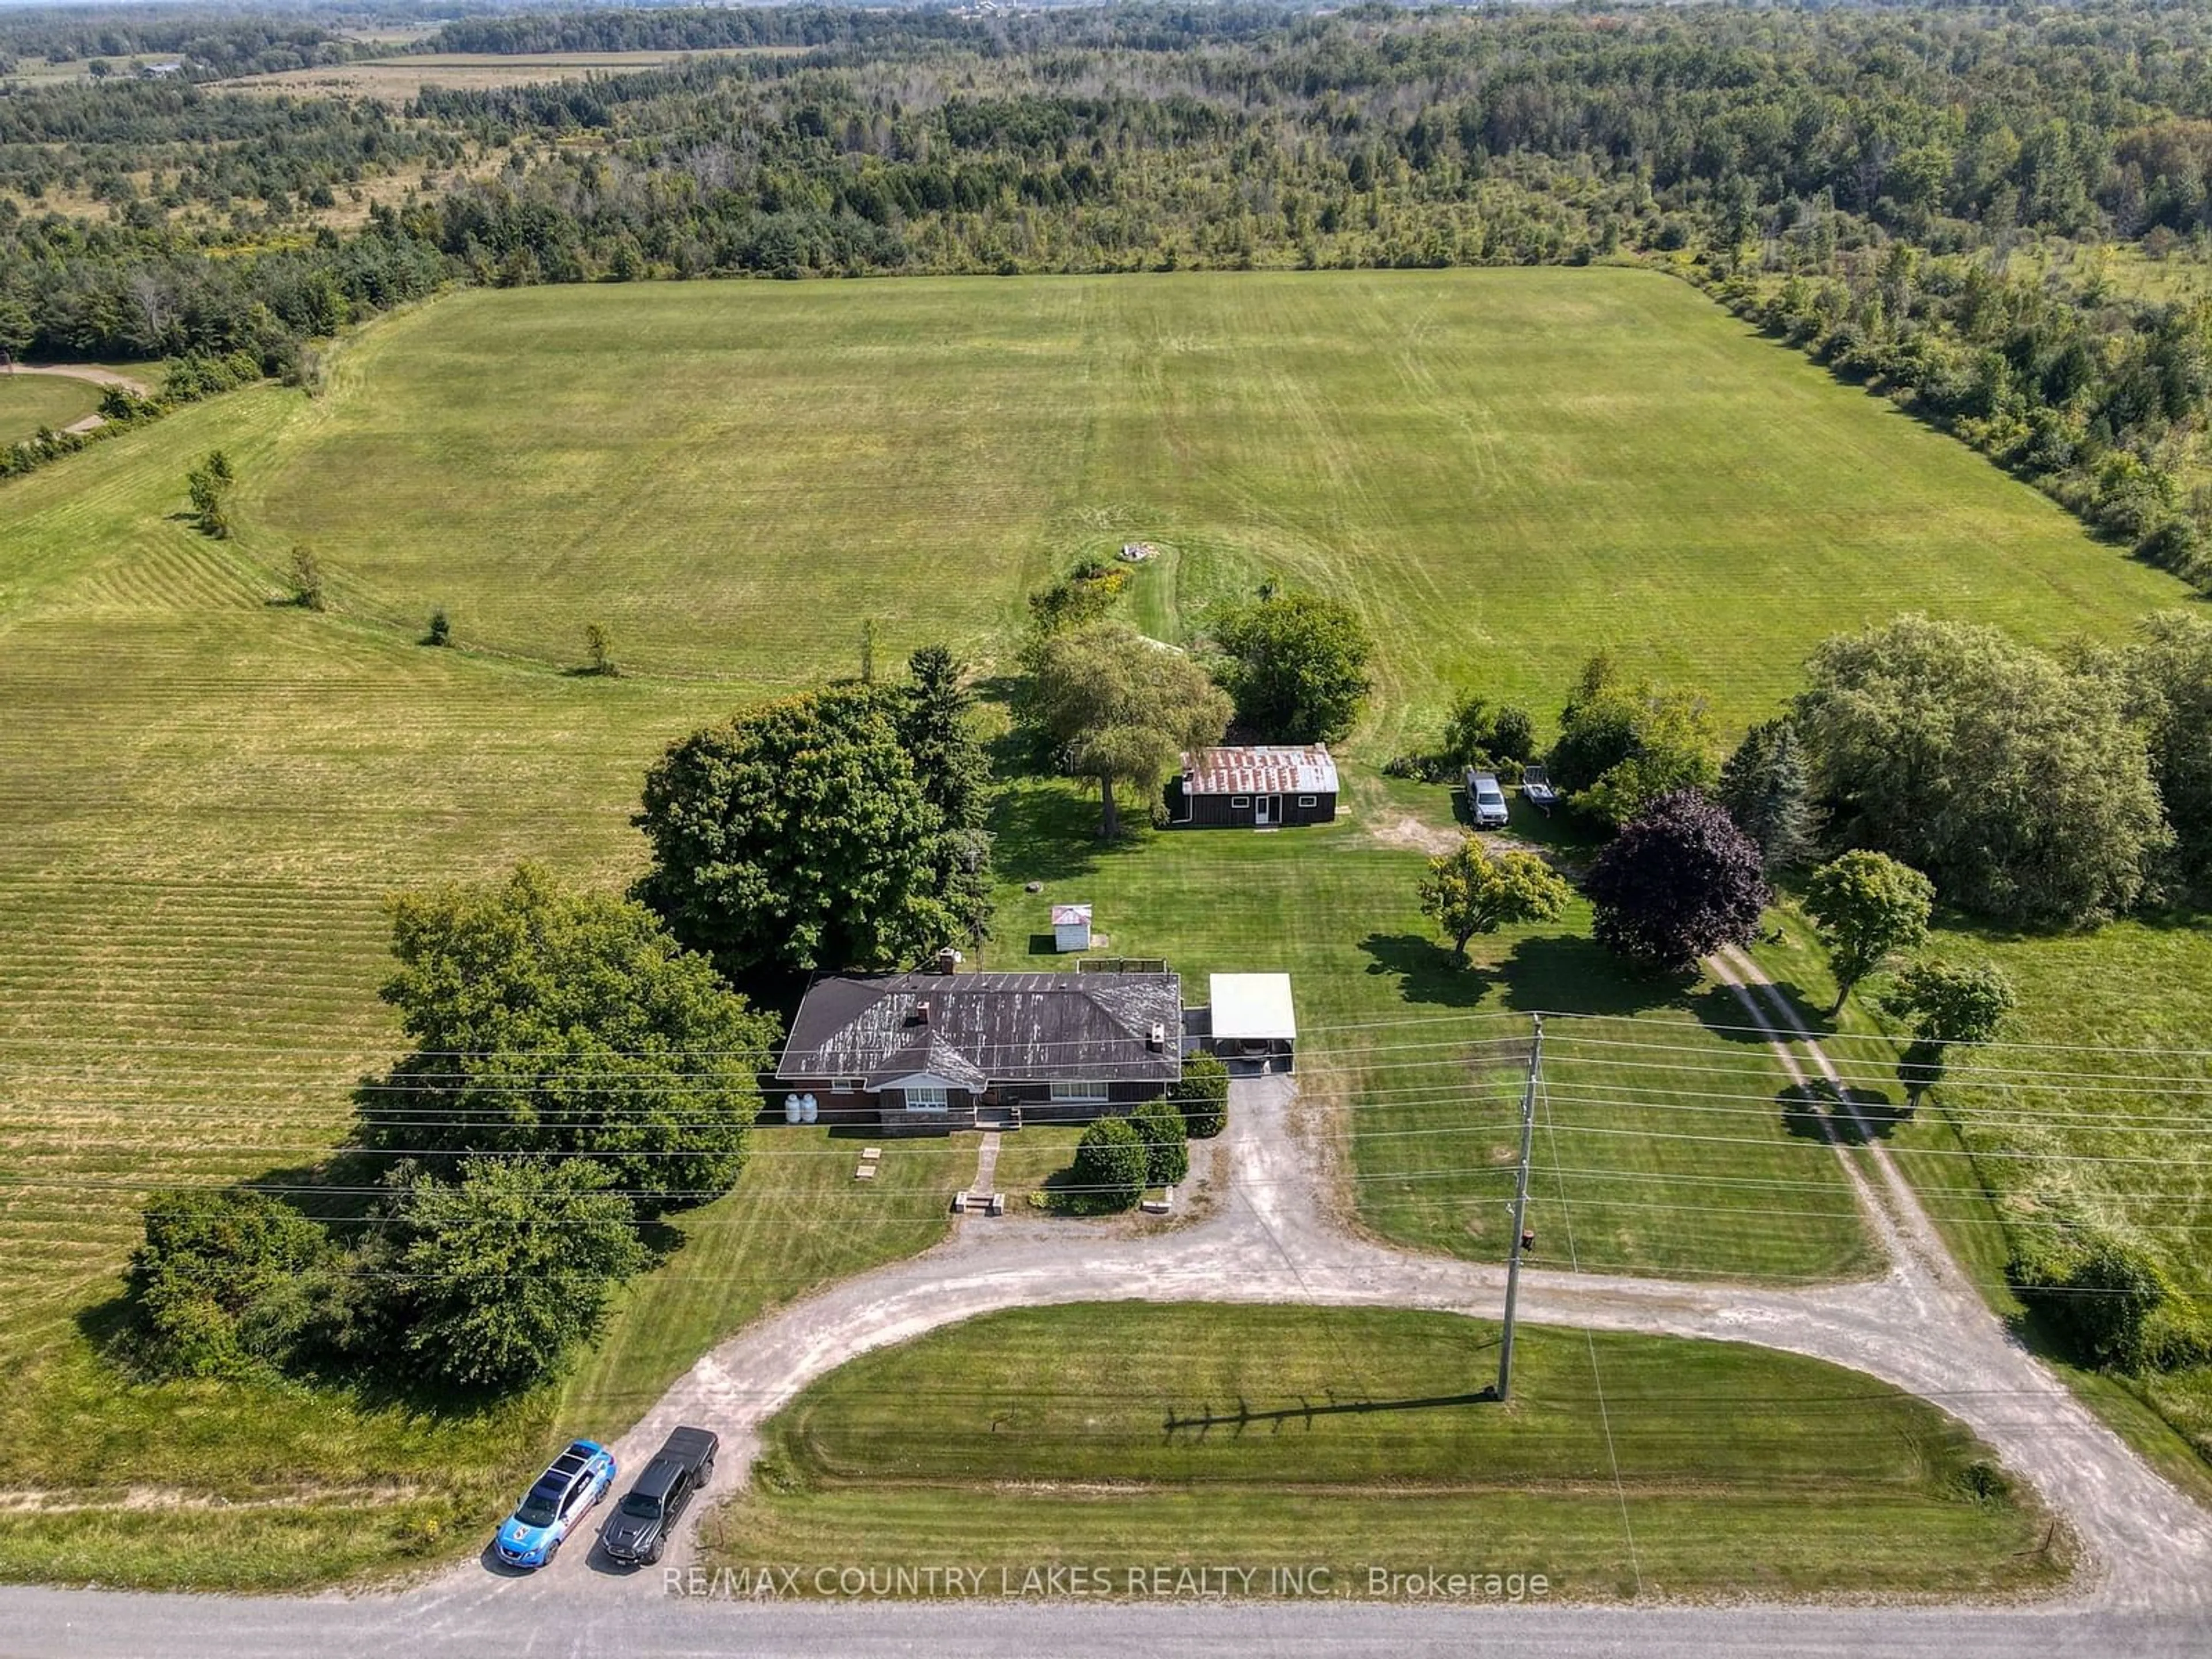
599,1426,719,1566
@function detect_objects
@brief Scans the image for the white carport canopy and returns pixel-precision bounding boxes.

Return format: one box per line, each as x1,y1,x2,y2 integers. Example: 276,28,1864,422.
1209,973,1296,1041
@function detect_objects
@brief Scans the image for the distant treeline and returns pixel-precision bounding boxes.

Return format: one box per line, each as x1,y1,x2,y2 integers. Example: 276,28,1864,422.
10,2,2212,575
0,5,358,80
422,3,986,58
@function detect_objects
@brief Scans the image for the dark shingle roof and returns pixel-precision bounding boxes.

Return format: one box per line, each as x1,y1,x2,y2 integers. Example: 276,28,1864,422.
778,972,1182,1089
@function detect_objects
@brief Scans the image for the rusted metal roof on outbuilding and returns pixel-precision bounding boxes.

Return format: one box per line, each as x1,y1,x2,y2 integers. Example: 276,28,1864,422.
1180,745,1339,796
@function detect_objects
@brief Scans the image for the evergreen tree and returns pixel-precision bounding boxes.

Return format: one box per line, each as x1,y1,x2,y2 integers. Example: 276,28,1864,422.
1717,718,1817,877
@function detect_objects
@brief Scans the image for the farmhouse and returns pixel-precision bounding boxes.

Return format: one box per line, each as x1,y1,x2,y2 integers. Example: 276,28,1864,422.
776,969,1183,1132
1167,745,1339,828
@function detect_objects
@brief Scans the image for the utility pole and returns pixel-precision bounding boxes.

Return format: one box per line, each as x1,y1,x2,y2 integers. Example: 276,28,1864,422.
1497,1012,1543,1402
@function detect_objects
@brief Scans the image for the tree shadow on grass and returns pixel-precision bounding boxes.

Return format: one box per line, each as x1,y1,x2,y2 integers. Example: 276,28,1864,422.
990,781,1148,890
1778,1080,1911,1145
1685,980,1836,1047
1499,933,1692,1017
1359,931,1495,1009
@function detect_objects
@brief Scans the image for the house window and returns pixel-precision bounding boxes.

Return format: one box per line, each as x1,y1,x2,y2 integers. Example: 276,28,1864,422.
904,1085,949,1113
1230,796,1251,808
1297,795,1316,807
833,1078,863,1093
1049,1080,1107,1103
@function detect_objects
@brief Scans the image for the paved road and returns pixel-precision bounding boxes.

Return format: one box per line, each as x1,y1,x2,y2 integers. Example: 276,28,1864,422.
2,1583,2208,1658
7,986,2211,1655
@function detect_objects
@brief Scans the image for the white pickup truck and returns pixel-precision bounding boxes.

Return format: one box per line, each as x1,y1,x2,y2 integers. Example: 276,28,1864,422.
1466,768,1509,829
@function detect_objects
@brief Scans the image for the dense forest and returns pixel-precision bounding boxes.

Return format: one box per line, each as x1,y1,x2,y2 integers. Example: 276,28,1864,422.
10,1,2212,579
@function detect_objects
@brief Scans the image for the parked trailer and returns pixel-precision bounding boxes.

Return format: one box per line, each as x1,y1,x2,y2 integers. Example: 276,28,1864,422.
1520,765,1559,815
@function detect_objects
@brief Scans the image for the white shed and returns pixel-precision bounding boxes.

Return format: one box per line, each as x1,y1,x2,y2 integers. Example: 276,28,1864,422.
1051,903,1094,953
1207,972,1297,1069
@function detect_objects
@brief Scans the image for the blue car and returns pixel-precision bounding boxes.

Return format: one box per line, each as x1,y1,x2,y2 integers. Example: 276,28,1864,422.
494,1440,617,1569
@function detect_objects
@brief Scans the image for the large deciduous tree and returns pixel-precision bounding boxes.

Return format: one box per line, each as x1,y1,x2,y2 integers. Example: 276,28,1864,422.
1548,654,1719,827
1209,587,1375,743
2124,611,2212,892
1586,790,1770,971
1803,850,1936,1011
1022,623,1232,837
1793,616,2168,927
1416,837,1571,959
363,863,776,1206
635,684,961,970
390,1157,646,1392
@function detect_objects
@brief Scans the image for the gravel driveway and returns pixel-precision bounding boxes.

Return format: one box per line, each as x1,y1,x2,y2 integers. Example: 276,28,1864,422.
482,999,2212,1611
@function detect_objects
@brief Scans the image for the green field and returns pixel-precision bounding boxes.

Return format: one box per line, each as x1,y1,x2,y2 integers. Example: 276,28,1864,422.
0,267,2200,1586
706,1303,2064,1600
1747,910,2212,1487
0,374,101,443
257,269,2181,747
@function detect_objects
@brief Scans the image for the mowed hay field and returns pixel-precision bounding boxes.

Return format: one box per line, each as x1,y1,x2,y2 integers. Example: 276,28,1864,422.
0,395,969,1586
260,268,2184,747
0,267,2200,1584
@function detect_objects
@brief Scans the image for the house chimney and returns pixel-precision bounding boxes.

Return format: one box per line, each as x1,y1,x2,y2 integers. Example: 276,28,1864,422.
934,948,963,976
912,999,931,1027
1147,1021,1166,1052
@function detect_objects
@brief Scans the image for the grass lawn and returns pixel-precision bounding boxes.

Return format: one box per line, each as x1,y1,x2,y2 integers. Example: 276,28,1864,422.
989,774,1877,1283
704,1302,2065,1601
983,1125,1087,1203
254,268,2185,747
1744,908,2212,1495
0,374,102,442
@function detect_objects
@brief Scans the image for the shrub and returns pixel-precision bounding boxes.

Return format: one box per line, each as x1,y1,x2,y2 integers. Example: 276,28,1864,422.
2010,1211,2207,1373
1071,1116,1148,1211
290,545,325,611
1172,1052,1230,1138
1127,1097,1189,1188
425,609,451,647
123,1188,335,1380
